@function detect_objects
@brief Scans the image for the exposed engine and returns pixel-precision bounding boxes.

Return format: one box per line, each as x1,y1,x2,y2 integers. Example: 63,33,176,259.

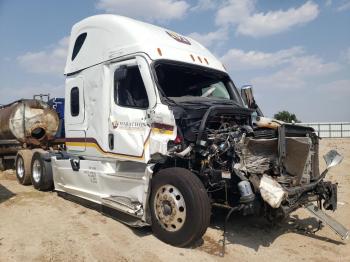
165,105,338,221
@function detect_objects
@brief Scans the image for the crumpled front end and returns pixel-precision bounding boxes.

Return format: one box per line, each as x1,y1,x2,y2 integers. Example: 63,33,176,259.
163,104,342,223
236,123,340,221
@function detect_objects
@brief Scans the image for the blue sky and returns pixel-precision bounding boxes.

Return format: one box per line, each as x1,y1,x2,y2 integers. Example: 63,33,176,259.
0,0,349,122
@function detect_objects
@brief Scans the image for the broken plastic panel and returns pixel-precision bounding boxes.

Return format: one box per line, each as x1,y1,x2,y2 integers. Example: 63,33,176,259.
324,150,343,170
305,203,349,240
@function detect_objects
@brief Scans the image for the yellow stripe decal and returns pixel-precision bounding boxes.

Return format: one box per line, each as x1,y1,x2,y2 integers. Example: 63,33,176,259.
66,127,173,160
151,128,174,135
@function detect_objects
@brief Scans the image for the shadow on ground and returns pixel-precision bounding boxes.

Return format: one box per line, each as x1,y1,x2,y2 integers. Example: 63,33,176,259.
0,183,16,204
128,206,345,257
204,208,345,254
61,194,324,254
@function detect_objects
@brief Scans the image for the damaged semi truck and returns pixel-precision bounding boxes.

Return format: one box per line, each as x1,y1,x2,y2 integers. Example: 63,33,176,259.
8,15,348,247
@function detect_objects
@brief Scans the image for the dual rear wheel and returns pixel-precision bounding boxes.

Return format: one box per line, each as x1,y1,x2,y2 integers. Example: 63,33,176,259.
15,150,53,191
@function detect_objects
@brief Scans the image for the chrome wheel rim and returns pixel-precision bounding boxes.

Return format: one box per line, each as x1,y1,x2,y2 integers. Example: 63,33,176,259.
154,184,186,232
32,159,41,183
17,157,24,178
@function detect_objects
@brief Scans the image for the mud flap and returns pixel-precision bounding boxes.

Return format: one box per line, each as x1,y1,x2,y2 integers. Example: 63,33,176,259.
305,203,349,240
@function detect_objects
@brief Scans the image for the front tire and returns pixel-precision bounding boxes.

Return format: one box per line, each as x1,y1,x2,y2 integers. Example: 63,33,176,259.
150,167,211,247
31,152,53,191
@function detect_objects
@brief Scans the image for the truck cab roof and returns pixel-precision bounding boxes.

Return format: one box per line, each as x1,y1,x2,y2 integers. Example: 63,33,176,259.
64,14,226,75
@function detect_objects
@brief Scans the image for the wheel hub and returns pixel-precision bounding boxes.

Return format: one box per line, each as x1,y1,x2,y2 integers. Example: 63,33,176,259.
154,184,186,232
161,200,173,216
17,157,24,178
32,159,41,183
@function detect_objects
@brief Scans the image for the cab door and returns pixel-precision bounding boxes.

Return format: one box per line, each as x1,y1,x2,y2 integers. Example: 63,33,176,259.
65,77,86,152
108,58,152,161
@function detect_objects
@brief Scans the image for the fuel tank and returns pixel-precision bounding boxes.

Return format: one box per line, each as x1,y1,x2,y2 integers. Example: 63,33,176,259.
0,99,59,145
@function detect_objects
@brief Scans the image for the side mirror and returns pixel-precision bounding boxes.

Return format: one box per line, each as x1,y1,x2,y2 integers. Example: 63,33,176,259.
241,85,263,116
114,65,128,81
324,150,343,170
241,85,255,109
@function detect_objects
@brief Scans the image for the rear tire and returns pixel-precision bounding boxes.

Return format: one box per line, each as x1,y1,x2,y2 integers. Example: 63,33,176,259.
16,150,33,185
150,167,211,247
30,152,53,191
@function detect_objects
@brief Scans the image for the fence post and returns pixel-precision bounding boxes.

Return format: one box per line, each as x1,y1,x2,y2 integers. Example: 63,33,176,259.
318,123,320,137
341,123,343,138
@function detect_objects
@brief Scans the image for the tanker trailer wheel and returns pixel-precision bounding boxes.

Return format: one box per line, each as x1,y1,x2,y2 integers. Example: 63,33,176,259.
30,152,53,191
15,150,33,185
150,167,211,247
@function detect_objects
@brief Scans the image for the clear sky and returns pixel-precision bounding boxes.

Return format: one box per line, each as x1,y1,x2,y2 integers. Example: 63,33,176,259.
0,0,349,122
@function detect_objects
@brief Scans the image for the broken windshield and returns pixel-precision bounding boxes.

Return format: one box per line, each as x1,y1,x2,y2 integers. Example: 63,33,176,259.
153,61,243,106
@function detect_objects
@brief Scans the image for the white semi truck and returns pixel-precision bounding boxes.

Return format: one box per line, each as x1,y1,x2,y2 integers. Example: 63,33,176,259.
12,15,348,247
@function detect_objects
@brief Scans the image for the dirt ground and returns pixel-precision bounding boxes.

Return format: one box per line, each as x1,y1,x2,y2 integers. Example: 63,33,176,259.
0,139,349,262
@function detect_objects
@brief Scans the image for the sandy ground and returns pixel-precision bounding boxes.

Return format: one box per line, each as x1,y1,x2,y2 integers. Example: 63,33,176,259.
0,138,349,262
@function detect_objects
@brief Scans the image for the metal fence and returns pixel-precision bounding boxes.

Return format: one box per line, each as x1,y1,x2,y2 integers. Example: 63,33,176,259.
299,122,350,138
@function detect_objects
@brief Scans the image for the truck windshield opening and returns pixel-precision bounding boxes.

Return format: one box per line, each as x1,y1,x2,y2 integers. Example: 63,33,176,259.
154,62,242,105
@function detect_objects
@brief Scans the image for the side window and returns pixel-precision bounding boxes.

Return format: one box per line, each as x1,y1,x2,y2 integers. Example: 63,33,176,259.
70,87,80,116
114,66,149,108
71,33,87,61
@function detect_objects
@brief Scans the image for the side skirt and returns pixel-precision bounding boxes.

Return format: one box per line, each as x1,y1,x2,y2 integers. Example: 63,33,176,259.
56,191,149,227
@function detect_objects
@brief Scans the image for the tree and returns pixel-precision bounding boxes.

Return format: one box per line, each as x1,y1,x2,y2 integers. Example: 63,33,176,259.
274,110,301,123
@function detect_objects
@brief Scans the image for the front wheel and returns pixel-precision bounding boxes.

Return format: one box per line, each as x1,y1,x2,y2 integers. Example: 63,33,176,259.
150,167,211,247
